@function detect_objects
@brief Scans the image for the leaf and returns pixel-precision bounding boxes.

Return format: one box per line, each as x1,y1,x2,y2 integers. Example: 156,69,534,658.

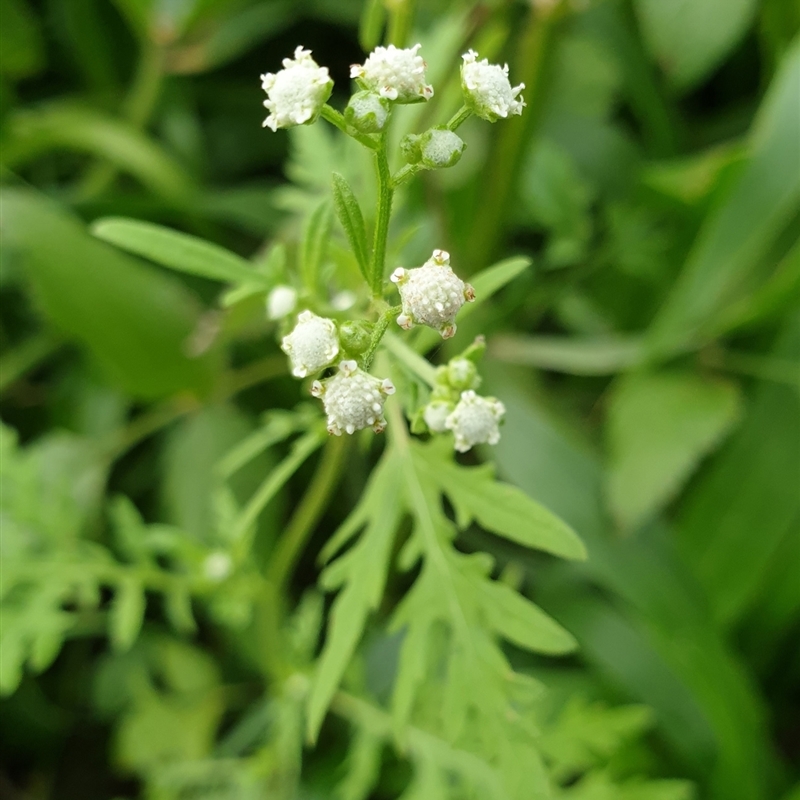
307,452,403,742
634,0,759,91
1,105,195,202
607,370,743,532
677,316,800,627
417,447,586,560
110,576,146,652
0,188,216,399
332,173,370,283
301,200,333,293
478,579,577,655
647,41,800,357
92,218,268,286
490,334,643,376
0,0,45,78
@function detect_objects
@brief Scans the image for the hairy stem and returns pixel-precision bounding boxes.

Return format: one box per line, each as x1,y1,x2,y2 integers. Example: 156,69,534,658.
371,135,394,296
446,104,471,131
362,306,402,370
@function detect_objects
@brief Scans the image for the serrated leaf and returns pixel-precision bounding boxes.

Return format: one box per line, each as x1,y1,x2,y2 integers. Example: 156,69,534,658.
415,446,586,560
332,173,370,283
607,370,742,532
477,579,577,655
92,218,267,286
307,453,403,742
110,576,146,652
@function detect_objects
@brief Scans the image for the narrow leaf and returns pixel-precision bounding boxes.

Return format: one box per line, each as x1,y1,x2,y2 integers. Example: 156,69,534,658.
110,576,145,652
332,173,370,282
301,201,333,293
92,218,267,286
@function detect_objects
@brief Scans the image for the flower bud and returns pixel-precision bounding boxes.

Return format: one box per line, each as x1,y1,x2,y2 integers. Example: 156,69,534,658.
351,43,433,104
423,400,454,433
391,249,475,339
266,285,297,320
445,390,506,452
344,90,391,133
460,49,525,122
446,358,479,391
261,47,333,132
338,320,373,357
311,360,395,435
281,310,339,378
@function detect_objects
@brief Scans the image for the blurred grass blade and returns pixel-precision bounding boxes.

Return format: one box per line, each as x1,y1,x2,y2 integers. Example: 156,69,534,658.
490,334,643,375
647,40,800,358
1,188,216,398
1,104,196,203
301,200,333,294
606,370,743,532
92,217,269,286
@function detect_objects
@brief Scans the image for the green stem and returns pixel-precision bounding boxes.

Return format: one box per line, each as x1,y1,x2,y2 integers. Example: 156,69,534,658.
371,136,394,296
320,104,379,150
392,162,421,187
446,104,471,131
361,306,402,370
0,332,63,394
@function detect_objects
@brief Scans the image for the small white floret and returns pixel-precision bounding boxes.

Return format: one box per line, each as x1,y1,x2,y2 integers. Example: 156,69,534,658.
261,46,333,132
423,400,454,433
461,49,525,122
351,43,433,104
266,285,298,320
391,250,474,338
445,390,505,452
281,310,339,378
312,361,395,436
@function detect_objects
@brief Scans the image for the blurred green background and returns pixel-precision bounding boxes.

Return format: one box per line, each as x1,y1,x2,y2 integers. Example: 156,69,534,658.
1,0,799,798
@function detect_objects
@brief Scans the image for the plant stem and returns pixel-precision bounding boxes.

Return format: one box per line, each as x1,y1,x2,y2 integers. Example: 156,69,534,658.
320,104,379,150
361,306,402,370
446,104,471,131
371,135,394,296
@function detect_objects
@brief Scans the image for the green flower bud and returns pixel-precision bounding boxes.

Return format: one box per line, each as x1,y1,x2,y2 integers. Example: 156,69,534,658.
418,128,466,169
338,320,374,356
446,357,479,391
400,133,423,164
344,91,391,133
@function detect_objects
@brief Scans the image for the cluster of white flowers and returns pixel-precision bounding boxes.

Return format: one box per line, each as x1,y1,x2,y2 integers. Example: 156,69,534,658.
391,250,475,339
263,41,523,452
260,47,333,132
312,361,395,435
350,43,434,103
461,49,525,122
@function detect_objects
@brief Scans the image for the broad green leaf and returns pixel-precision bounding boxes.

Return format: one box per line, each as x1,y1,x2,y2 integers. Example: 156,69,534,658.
478,579,577,655
677,316,800,627
417,447,586,560
634,0,759,90
332,172,370,282
1,105,195,202
110,577,146,652
491,334,643,376
1,189,215,398
307,452,403,742
647,41,800,357
92,218,268,286
607,371,742,532
301,200,333,293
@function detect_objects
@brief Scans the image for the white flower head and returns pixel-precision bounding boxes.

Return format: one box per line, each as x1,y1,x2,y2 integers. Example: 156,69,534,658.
203,551,232,582
460,49,525,122
391,249,475,339
351,43,434,104
311,360,395,435
266,285,298,320
423,400,454,433
281,310,339,378
445,390,505,452
261,46,333,132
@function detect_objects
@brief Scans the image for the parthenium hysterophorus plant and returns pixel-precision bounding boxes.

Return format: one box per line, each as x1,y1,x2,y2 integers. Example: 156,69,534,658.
1,38,588,800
